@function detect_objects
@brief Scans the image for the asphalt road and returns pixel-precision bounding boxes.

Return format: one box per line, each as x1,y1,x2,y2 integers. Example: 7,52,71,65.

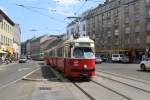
1,61,150,100
96,63,150,82
0,60,40,88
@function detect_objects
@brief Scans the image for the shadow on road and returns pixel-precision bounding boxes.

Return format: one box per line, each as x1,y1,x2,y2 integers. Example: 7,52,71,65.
137,69,150,73
41,65,57,79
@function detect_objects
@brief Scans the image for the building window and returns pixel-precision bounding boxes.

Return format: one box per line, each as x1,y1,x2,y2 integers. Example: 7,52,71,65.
1,36,3,45
145,7,150,18
136,37,140,44
133,2,139,12
146,35,150,43
134,25,140,32
114,29,119,36
1,22,3,29
125,17,129,23
125,27,130,34
83,24,85,31
125,24,130,33
145,0,150,3
124,5,129,13
146,23,150,30
4,36,5,45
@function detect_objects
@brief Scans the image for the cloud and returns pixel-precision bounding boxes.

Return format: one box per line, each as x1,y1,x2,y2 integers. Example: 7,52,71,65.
11,0,38,4
53,0,80,5
0,6,7,14
48,6,74,16
49,0,80,16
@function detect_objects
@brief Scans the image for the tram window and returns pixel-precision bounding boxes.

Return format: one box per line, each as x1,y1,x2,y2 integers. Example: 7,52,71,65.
73,47,94,58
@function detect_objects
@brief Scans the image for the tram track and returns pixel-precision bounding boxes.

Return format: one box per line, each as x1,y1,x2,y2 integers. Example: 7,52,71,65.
72,82,96,100
72,80,131,100
96,74,150,93
93,71,150,100
91,80,132,100
97,70,150,86
96,70,150,93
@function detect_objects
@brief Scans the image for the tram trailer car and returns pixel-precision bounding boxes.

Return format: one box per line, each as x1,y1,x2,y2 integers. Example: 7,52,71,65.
45,36,95,78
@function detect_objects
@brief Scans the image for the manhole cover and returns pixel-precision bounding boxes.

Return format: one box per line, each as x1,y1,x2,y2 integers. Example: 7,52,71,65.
39,87,52,90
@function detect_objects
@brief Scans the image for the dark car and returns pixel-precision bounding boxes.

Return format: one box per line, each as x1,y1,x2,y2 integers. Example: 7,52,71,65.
19,57,27,63
120,56,129,63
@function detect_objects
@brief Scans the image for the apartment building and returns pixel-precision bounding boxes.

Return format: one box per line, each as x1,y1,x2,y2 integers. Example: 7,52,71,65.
0,9,21,60
0,10,14,52
85,0,150,60
66,0,150,61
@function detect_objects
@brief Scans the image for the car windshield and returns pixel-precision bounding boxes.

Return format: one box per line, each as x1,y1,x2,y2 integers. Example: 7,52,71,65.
20,57,26,59
120,55,125,57
146,57,150,61
73,47,94,58
113,55,119,57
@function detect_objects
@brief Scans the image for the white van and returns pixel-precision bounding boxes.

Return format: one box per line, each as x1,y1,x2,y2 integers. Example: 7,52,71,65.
111,54,124,62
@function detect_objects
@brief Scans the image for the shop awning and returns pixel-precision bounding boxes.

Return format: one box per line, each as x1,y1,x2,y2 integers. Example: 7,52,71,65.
7,47,15,54
0,50,7,54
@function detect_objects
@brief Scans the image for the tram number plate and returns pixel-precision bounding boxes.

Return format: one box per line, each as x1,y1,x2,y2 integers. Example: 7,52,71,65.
82,69,88,76
82,73,88,76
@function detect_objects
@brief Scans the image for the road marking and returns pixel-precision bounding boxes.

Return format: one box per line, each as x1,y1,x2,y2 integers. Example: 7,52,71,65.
0,63,16,68
18,68,31,72
7,94,30,100
0,67,40,89
0,67,4,70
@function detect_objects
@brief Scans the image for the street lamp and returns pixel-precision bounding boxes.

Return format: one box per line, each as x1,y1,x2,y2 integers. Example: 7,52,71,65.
30,29,37,38
66,16,81,39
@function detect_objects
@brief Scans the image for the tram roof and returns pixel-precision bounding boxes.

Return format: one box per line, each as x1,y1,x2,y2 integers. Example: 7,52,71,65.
65,36,94,44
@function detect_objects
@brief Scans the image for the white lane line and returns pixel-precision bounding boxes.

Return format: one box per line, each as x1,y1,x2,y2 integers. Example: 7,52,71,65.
0,68,4,71
7,94,30,100
0,67,41,89
18,68,31,72
0,63,16,68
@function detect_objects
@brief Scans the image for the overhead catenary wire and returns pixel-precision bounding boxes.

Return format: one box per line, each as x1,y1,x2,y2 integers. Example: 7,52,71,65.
16,4,66,23
74,0,87,16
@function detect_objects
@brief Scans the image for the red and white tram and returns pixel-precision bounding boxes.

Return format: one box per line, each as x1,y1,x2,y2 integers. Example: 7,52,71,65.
44,36,95,78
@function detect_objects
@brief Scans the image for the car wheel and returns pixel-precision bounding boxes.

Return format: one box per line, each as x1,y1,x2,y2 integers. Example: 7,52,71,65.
140,64,146,71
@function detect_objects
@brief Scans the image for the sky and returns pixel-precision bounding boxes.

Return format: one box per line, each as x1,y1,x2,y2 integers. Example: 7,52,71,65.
0,0,105,42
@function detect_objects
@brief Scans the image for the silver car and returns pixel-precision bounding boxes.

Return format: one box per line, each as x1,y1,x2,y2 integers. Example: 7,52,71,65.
140,57,150,71
120,56,129,63
19,57,27,63
95,57,103,64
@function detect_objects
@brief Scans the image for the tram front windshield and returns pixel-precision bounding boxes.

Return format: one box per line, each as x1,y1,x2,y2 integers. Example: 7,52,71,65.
73,47,94,58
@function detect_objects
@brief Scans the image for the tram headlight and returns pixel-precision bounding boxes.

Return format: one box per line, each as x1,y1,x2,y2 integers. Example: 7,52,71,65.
84,64,87,69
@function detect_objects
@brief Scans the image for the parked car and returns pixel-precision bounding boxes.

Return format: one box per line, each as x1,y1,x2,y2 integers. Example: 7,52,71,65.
95,56,103,64
19,57,27,63
111,54,125,63
140,57,150,71
120,56,129,63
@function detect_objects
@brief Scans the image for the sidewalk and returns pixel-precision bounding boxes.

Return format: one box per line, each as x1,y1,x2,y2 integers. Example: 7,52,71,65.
0,61,17,67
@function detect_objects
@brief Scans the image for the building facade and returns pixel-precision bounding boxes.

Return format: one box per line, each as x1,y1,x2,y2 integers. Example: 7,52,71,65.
13,24,21,59
66,0,150,61
0,9,21,60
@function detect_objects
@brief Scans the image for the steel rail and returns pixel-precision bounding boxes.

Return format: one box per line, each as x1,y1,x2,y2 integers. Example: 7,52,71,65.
73,82,96,100
92,80,132,100
96,71,150,93
97,70,150,85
